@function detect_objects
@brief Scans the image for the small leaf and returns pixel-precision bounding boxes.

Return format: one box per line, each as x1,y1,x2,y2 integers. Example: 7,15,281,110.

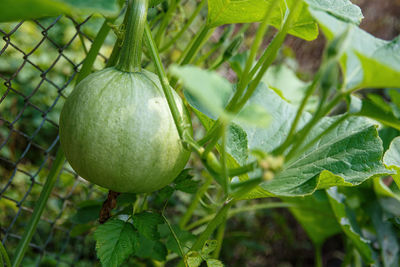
69,201,102,224
352,94,400,131
185,251,203,267
116,193,137,206
170,65,233,119
206,259,224,267
94,219,138,267
133,212,164,240
175,179,200,194
152,241,168,261
174,168,194,184
134,234,167,261
201,240,218,258
162,224,196,256
70,224,94,237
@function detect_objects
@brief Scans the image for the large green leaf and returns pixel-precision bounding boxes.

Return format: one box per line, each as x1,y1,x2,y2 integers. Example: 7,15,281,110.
238,84,389,197
309,9,400,90
326,187,375,264
259,115,389,196
207,0,318,41
94,219,138,267
383,136,400,187
283,191,341,245
0,0,120,22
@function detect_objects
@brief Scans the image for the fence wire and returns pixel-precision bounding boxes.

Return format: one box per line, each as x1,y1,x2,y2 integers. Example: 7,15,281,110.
0,14,116,267
0,1,202,265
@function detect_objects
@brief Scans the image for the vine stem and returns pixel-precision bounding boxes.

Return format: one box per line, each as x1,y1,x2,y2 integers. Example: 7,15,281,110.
315,245,323,267
285,91,345,160
12,149,65,267
116,0,148,72
0,241,11,267
162,214,187,266
273,71,321,155
179,175,213,228
144,23,189,140
154,0,180,46
170,24,214,87
212,218,227,258
199,0,300,145
76,17,115,83
189,199,235,252
160,0,207,52
185,202,294,231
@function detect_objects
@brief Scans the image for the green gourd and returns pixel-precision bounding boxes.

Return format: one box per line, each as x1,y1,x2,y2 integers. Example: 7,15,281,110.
59,0,191,193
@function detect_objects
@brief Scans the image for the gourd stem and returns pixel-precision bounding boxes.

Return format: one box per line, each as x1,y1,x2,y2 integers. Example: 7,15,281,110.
117,0,148,72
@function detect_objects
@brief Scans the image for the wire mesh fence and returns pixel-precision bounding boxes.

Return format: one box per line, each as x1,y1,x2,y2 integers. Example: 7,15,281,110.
0,2,204,265
0,15,115,267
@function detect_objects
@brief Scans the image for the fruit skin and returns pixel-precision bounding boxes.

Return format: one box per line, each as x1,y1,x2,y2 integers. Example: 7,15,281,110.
59,67,191,193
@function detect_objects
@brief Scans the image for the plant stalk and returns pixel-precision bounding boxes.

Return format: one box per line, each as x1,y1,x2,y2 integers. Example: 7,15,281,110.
160,0,206,52
12,149,65,267
117,0,148,72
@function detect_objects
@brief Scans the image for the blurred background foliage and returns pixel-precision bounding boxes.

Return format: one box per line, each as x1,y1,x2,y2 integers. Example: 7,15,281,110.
0,0,400,266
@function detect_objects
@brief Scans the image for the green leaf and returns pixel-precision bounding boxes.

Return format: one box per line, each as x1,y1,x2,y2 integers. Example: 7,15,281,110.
70,224,94,237
262,65,316,111
170,65,233,119
94,219,138,267
304,0,363,24
260,115,389,196
350,94,400,131
134,234,167,261
383,136,400,187
234,104,270,128
174,169,199,193
226,123,248,166
132,212,164,240
367,202,400,267
207,0,318,41
69,200,102,224
234,84,389,198
0,0,120,22
174,168,194,184
160,224,196,256
309,10,400,90
116,193,137,206
384,136,400,168
185,251,203,267
326,187,374,263
283,191,341,245
206,259,224,267
175,179,200,194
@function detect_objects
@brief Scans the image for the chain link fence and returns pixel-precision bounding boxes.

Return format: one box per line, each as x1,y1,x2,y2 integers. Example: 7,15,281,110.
0,2,205,265
0,15,111,266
